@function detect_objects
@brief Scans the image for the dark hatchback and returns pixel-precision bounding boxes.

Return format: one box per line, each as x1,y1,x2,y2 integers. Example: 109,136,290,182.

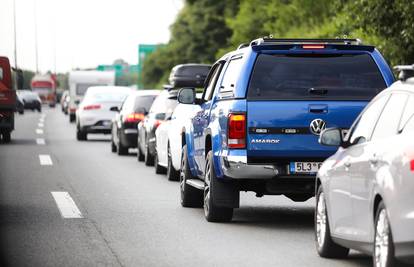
111,90,159,155
137,89,178,165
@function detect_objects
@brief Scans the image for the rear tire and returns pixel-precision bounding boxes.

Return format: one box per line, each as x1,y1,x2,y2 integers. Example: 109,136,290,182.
69,113,75,123
204,150,233,222
117,140,128,155
111,139,117,153
137,145,145,162
180,145,203,208
373,201,397,267
315,186,349,258
2,131,11,143
154,152,167,174
144,145,154,166
76,127,87,141
167,145,180,181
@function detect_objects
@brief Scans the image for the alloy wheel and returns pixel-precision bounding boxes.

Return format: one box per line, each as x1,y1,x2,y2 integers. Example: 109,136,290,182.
316,192,327,250
203,158,211,217
374,209,390,267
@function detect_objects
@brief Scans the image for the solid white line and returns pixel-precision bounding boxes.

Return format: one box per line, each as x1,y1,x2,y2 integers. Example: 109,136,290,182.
38,123,44,128
36,138,46,145
51,192,83,219
39,154,53,165
36,129,44,134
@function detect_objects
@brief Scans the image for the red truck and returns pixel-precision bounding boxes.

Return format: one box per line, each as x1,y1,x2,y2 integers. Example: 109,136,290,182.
31,73,57,107
0,56,16,143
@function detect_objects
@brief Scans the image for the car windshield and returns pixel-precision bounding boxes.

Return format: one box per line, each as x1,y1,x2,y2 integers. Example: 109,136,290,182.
247,53,387,100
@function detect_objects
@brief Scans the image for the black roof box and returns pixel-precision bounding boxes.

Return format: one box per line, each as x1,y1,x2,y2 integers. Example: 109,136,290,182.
168,63,211,88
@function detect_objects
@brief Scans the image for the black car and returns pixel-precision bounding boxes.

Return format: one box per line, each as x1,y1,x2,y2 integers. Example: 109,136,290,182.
111,90,159,155
137,89,178,165
18,90,42,112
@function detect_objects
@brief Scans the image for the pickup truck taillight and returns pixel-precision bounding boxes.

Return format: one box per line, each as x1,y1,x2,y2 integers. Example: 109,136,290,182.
228,113,246,149
411,159,414,172
124,113,145,123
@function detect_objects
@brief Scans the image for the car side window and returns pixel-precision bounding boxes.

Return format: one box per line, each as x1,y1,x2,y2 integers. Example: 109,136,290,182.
348,95,388,145
219,56,243,94
371,93,408,141
203,63,223,102
399,95,414,132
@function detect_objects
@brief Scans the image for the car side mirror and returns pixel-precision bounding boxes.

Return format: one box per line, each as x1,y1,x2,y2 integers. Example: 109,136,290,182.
177,88,196,104
110,106,119,112
319,128,343,147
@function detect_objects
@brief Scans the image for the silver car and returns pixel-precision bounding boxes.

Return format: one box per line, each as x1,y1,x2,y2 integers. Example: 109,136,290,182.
315,74,414,267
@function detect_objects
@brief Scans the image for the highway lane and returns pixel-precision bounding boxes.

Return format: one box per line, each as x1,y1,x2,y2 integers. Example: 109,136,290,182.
0,108,372,267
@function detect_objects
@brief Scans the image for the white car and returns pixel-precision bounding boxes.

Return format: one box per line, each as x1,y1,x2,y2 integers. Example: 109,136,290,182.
155,96,201,180
316,70,414,267
76,86,131,141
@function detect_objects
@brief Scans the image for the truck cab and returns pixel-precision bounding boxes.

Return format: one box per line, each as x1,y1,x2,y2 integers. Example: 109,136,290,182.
178,38,395,222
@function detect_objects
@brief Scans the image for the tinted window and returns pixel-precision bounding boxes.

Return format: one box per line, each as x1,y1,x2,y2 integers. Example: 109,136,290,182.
248,54,386,100
400,95,414,132
134,95,157,113
348,95,388,144
220,57,243,93
371,94,408,140
203,63,223,101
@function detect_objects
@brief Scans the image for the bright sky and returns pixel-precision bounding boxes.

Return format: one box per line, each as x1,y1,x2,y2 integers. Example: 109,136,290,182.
0,0,183,73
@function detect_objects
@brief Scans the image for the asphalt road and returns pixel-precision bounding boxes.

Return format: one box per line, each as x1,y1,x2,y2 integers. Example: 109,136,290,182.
0,107,373,267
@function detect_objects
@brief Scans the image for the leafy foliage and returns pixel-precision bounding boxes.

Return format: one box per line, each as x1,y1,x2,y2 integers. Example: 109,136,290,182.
142,0,414,87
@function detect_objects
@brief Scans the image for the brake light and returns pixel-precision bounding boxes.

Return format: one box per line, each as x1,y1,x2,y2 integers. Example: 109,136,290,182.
124,113,145,123
228,113,246,149
303,44,325,49
411,160,414,172
83,104,101,110
154,120,163,129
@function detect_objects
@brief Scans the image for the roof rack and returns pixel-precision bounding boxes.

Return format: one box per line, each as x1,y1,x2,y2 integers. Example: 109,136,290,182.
394,65,414,81
250,37,363,46
237,43,249,50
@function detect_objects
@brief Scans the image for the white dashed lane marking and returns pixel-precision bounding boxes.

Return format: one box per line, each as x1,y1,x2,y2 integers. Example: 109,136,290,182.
36,138,45,145
36,129,44,134
51,192,83,219
38,123,44,128
39,154,53,165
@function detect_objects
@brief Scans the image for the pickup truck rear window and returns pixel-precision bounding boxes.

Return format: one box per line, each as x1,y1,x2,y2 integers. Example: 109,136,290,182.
247,54,386,100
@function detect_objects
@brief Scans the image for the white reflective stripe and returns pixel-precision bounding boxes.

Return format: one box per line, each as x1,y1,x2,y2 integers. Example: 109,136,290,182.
39,154,53,165
36,138,45,145
51,192,83,219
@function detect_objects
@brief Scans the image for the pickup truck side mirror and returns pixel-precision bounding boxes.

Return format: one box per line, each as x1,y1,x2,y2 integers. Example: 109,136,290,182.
110,106,120,112
319,128,343,147
177,88,196,104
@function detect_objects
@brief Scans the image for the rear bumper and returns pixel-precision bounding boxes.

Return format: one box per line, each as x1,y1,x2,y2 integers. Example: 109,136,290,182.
81,124,111,134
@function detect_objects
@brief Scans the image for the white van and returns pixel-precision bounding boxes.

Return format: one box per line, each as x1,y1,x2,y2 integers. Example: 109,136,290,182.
68,71,115,122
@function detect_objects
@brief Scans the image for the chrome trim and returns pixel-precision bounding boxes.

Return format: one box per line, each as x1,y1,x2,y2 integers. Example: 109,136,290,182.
124,129,138,134
222,155,277,179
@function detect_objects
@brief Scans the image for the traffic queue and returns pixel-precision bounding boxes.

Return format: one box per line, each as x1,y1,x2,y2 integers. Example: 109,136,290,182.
2,37,414,267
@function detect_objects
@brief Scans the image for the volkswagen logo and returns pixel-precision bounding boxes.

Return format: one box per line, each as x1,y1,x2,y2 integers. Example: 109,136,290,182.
310,119,326,135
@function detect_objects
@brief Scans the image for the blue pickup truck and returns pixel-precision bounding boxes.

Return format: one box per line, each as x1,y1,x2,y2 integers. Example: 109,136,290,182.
177,38,394,222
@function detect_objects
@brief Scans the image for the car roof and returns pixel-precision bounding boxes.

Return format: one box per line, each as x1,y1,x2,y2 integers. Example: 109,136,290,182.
86,86,132,93
130,89,161,97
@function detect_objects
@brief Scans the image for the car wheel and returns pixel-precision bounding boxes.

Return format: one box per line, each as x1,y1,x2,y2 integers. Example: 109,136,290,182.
76,127,87,141
373,201,397,267
154,151,167,174
117,138,128,156
203,150,233,222
144,145,154,166
180,145,203,208
1,131,11,143
111,139,117,153
167,145,180,181
137,144,145,162
315,186,349,258
19,110,24,115
37,107,42,112
69,114,75,123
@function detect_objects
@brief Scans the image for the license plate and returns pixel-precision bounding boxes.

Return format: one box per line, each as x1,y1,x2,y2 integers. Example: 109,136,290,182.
290,162,323,174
